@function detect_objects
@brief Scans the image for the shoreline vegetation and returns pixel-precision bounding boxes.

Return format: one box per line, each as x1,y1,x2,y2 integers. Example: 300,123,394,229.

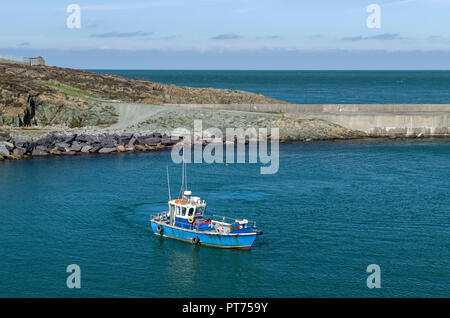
0,62,447,161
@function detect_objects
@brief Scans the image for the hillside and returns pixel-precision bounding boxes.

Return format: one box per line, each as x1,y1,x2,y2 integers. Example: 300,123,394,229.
0,63,286,127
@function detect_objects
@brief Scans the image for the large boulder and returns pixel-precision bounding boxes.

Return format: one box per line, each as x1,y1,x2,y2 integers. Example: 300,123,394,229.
55,142,71,150
161,136,177,145
127,137,138,147
0,141,15,151
75,134,90,143
50,148,62,155
0,145,10,156
14,140,28,147
15,140,31,152
121,132,134,139
69,142,83,152
100,134,117,143
89,144,103,153
139,136,161,146
80,145,93,153
63,134,77,143
98,147,117,154
52,135,65,142
35,145,50,152
85,135,103,144
99,135,116,148
32,148,49,156
118,133,133,145
13,147,26,157
36,135,56,147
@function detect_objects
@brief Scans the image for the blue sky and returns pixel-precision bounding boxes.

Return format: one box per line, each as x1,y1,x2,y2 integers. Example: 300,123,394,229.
1,0,450,69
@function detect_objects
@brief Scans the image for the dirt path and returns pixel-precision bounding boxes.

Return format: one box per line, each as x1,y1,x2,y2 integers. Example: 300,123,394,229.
108,103,178,129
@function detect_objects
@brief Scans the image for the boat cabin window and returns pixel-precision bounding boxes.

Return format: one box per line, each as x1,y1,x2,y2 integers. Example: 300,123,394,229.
182,207,187,216
188,208,194,216
195,206,204,216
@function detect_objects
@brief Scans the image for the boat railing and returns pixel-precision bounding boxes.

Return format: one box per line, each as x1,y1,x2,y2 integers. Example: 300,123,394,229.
208,214,257,227
151,211,257,228
150,211,169,221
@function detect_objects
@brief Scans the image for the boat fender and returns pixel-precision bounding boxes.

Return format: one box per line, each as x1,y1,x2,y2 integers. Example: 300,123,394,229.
157,224,164,233
191,236,200,245
188,217,194,224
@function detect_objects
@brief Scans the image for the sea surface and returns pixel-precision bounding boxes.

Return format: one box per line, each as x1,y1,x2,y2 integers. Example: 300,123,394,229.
1,140,449,297
91,70,450,104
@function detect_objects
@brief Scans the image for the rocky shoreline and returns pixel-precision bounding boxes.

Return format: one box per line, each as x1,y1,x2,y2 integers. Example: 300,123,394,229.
0,132,182,160
0,130,435,162
0,122,365,161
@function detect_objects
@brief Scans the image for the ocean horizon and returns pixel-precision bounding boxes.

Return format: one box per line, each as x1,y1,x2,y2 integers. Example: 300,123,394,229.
90,70,450,104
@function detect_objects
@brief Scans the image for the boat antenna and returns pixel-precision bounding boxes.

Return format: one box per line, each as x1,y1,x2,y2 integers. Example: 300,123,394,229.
185,154,188,191
166,165,171,201
179,148,185,199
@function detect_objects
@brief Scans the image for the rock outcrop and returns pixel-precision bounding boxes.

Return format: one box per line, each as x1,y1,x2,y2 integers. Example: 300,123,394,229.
0,66,118,127
0,63,286,128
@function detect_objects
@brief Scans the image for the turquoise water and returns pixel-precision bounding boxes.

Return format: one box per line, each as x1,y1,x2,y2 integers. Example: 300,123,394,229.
1,140,449,297
91,70,450,104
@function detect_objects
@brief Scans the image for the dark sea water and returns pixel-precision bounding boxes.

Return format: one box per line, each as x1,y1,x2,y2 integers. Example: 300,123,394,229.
91,70,450,104
1,140,449,297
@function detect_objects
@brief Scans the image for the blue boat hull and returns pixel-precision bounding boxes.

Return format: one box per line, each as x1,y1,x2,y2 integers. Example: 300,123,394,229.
150,221,257,249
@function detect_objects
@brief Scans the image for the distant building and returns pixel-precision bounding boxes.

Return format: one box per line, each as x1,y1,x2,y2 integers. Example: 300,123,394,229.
30,56,45,66
0,54,45,66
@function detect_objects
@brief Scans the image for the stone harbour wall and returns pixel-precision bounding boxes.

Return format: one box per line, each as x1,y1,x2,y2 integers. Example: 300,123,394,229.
166,104,450,137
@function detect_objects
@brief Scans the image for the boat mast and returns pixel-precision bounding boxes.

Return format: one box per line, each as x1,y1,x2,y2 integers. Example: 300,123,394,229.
179,148,186,199
166,166,171,201
185,153,188,191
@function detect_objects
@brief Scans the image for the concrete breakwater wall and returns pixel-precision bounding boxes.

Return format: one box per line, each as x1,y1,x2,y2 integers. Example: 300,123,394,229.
165,104,450,137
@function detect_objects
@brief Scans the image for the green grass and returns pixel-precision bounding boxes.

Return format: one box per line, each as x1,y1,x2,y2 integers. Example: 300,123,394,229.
40,81,100,100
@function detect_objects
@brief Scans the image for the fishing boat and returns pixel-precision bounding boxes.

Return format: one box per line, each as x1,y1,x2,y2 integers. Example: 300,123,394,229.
150,162,263,249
